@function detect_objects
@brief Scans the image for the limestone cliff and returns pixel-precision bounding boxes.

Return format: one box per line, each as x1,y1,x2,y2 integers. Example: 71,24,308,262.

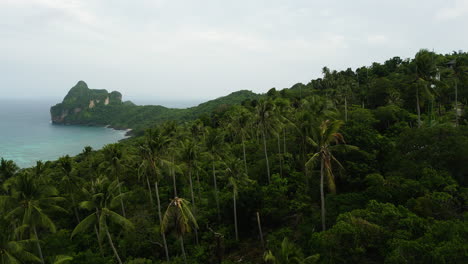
50,81,122,124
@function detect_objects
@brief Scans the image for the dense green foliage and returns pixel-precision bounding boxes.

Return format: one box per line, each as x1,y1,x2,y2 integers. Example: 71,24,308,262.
2,50,468,263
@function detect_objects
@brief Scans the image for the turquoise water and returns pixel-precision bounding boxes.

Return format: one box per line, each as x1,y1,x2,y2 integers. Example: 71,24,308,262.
0,99,127,168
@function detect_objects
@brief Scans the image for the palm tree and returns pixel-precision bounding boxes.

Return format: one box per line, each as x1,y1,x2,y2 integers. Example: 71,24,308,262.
306,119,345,231
0,218,42,264
71,176,134,264
264,237,319,264
3,172,65,264
224,106,252,176
141,127,172,261
205,127,224,221
410,49,437,127
101,144,126,217
179,138,200,243
161,197,198,264
57,155,82,224
255,99,280,184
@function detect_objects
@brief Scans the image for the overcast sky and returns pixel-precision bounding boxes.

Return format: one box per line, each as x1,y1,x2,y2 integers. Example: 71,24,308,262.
1,0,468,102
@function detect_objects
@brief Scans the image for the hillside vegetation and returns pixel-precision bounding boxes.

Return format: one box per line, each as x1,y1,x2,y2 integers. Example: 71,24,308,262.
2,49,468,264
50,82,260,133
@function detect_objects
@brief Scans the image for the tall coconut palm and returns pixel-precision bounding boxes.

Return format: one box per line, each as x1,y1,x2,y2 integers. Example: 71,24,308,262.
101,144,126,217
410,49,437,127
3,172,65,264
224,157,251,241
141,127,172,261
205,127,224,221
161,197,198,264
179,138,200,243
71,176,134,264
306,119,345,231
224,106,252,176
57,155,82,224
255,99,281,184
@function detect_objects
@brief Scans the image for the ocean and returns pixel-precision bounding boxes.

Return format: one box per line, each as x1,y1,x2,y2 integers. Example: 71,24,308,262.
0,99,128,168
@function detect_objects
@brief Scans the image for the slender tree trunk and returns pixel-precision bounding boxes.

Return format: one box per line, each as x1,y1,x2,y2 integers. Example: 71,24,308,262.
106,229,123,264
320,158,326,231
33,226,44,264
145,175,154,207
233,192,238,241
94,224,104,256
188,164,199,245
344,96,348,122
261,129,271,184
172,157,177,197
155,181,170,262
256,212,265,249
283,128,287,155
416,85,422,128
277,133,282,177
196,170,202,202
241,135,248,176
116,175,126,218
180,237,187,264
212,160,221,221
71,193,81,224
455,80,459,127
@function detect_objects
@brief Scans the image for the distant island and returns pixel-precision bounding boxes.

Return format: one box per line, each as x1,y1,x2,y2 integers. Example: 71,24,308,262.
50,81,260,133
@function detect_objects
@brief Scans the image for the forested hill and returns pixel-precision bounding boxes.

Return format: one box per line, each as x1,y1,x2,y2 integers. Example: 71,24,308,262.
50,81,260,132
2,49,467,264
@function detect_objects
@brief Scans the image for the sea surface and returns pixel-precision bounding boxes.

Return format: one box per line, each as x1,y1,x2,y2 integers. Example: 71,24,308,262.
0,99,128,168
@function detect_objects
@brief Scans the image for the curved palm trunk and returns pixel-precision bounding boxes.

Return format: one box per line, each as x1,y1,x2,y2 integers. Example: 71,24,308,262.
256,212,265,249
261,129,271,184
233,192,238,241
212,160,221,221
106,229,123,264
33,226,44,264
188,165,199,244
320,158,326,231
241,135,248,176
155,182,170,262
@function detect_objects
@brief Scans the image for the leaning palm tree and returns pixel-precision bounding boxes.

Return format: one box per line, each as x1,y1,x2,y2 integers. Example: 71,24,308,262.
306,119,345,231
161,197,198,264
3,172,65,264
71,176,134,264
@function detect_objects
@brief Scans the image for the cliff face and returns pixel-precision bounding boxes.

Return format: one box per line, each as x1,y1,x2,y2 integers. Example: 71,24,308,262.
50,81,122,124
